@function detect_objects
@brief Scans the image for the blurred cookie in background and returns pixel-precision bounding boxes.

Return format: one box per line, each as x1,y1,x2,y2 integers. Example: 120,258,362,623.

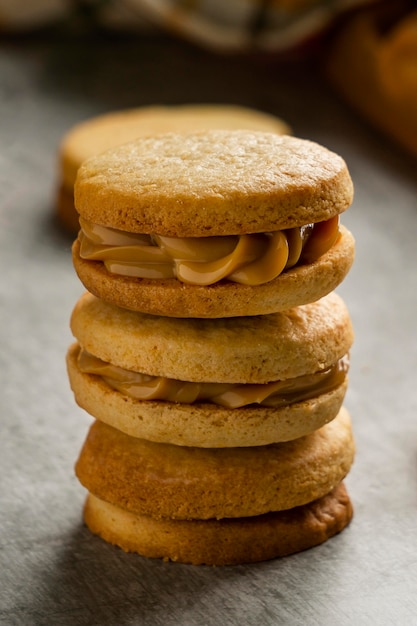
56,104,291,234
326,1,417,158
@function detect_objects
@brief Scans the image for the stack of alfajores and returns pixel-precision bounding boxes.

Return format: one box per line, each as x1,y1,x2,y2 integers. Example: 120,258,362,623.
67,130,356,565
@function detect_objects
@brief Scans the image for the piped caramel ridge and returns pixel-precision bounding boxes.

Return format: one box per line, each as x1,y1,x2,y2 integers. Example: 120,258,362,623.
78,215,340,286
77,347,349,409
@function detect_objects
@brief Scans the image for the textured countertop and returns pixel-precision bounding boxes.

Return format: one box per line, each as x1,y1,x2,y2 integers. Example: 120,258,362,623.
1,30,416,626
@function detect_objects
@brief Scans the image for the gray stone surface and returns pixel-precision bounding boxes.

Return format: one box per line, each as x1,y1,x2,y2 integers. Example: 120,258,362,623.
1,31,416,626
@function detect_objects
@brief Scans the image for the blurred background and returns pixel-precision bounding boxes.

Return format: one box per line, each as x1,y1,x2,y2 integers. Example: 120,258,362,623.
1,0,416,160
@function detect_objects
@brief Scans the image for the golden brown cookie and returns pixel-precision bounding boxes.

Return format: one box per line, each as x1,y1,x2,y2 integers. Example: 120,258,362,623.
72,130,354,317
83,482,353,565
67,291,353,447
69,291,352,383
75,407,354,520
57,105,290,233
74,132,352,235
67,343,348,448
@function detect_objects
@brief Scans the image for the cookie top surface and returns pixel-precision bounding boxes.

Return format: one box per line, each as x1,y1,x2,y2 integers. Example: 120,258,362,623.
70,290,353,383
74,131,353,236
60,104,290,188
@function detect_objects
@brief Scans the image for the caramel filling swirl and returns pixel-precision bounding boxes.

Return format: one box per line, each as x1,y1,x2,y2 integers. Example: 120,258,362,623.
77,349,348,409
78,215,340,286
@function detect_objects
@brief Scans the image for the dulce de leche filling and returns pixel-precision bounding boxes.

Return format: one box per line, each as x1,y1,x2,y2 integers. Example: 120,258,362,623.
78,215,340,286
77,348,349,409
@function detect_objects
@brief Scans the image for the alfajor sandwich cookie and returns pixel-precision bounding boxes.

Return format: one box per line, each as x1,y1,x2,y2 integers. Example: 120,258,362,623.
72,130,355,318
57,104,290,233
67,291,354,448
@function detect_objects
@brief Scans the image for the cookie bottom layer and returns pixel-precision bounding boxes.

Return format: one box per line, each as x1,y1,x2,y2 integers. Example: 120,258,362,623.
72,226,355,318
83,482,353,566
67,343,348,447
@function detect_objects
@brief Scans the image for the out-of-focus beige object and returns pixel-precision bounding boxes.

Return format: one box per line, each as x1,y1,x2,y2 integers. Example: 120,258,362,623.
122,0,378,52
1,0,377,52
327,4,417,158
56,104,291,234
0,0,68,30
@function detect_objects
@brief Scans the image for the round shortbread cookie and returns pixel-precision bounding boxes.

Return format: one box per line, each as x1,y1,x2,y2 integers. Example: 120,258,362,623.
57,105,290,233
60,105,291,192
69,291,354,384
72,130,354,316
67,343,348,447
75,407,354,520
83,482,353,566
74,131,353,236
68,290,353,446
72,225,354,317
